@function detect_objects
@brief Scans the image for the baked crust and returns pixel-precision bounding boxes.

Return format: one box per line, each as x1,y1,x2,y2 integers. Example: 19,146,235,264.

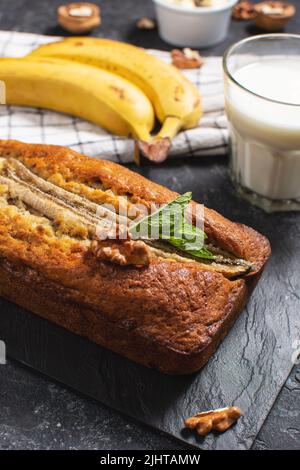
0,140,271,374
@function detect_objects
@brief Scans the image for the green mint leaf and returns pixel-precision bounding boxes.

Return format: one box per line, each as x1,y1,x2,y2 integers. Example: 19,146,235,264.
129,193,214,260
130,192,191,238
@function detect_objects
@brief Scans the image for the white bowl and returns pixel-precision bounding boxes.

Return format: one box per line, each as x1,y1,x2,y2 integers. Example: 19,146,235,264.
153,0,238,48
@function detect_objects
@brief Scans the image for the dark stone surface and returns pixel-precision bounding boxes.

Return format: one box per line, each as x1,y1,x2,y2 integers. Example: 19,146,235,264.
1,0,300,54
0,0,300,451
0,358,299,450
0,153,299,449
253,367,300,450
0,360,185,450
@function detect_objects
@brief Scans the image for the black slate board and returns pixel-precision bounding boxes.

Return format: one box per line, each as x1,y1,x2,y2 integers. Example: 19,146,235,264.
1,155,299,450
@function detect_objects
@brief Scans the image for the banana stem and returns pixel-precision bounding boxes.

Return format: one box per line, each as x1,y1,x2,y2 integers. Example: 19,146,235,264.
137,138,171,164
137,116,182,164
155,116,182,141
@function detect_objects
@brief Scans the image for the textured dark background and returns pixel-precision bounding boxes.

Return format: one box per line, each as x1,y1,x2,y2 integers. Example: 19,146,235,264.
0,0,299,450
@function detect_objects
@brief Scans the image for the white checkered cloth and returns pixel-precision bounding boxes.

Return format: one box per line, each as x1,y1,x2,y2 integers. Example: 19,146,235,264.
0,30,227,163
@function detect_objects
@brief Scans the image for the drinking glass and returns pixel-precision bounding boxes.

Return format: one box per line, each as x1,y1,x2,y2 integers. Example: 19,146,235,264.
223,34,300,212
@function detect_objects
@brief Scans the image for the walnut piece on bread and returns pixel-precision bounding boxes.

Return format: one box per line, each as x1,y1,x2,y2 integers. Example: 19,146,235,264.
91,238,151,267
185,406,242,436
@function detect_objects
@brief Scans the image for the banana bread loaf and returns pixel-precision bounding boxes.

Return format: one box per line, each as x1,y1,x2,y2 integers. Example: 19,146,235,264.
0,140,271,374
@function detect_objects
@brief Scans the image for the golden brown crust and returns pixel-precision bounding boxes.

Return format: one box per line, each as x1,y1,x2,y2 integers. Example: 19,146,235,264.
0,140,271,374
0,257,247,374
0,140,270,273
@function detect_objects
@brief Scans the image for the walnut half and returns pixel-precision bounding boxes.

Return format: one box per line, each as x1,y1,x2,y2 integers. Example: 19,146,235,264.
91,229,151,267
57,2,101,33
254,1,295,31
136,17,156,30
171,48,204,70
232,1,257,20
185,406,242,436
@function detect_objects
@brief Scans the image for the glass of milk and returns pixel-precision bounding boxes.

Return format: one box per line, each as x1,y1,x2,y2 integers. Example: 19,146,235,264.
223,34,300,212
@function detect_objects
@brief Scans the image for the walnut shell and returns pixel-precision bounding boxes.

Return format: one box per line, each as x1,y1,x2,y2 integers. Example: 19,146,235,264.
58,2,101,34
254,1,295,31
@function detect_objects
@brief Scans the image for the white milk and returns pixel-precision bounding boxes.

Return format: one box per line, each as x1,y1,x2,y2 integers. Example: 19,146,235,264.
225,59,300,201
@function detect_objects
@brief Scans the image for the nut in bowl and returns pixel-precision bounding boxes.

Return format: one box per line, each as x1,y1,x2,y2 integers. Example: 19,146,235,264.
152,0,238,48
57,2,101,34
254,1,296,32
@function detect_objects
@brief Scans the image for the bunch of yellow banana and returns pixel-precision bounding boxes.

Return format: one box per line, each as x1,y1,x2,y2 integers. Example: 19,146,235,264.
0,38,202,163
0,57,154,140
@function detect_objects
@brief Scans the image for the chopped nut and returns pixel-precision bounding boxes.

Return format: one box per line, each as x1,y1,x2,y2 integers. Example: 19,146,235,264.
168,0,197,7
254,2,295,31
69,5,93,17
91,238,151,267
232,1,257,20
171,48,204,69
194,0,213,6
183,48,200,60
91,224,151,267
137,17,156,30
57,2,101,34
185,406,242,436
261,4,284,14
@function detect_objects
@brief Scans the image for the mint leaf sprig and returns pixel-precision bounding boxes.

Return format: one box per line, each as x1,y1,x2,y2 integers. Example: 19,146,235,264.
129,192,214,260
